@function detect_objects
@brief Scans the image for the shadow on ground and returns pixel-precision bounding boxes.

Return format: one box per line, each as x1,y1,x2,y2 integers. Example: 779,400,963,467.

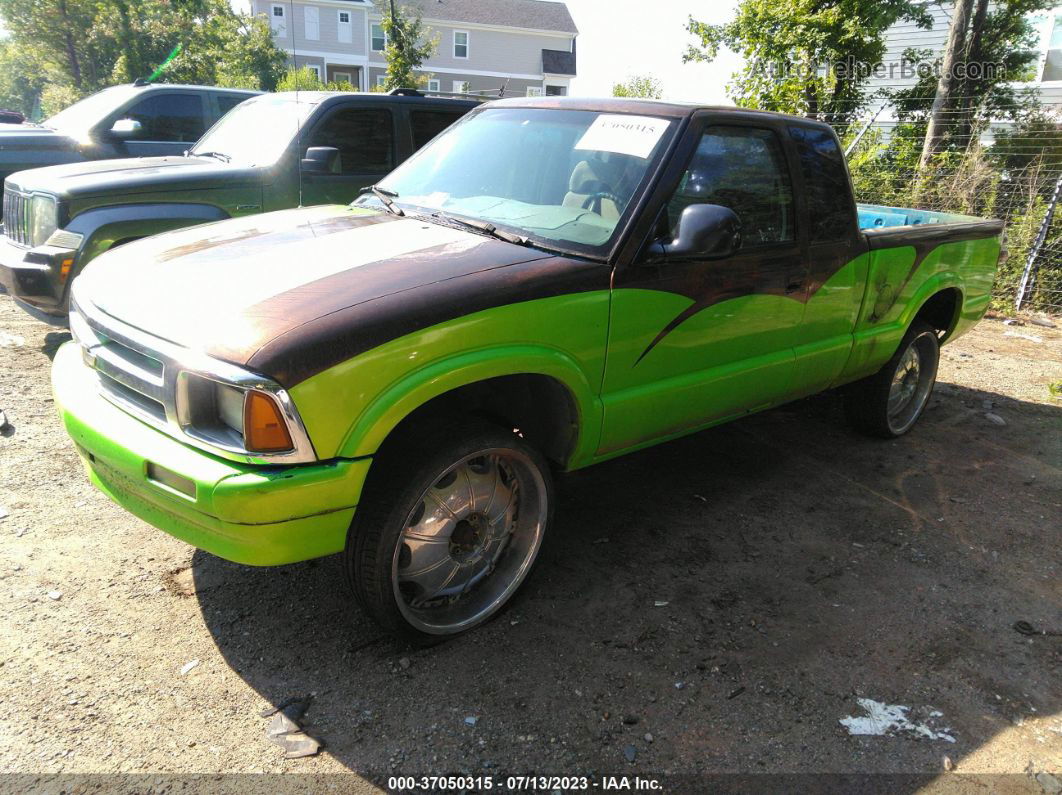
192,384,1060,783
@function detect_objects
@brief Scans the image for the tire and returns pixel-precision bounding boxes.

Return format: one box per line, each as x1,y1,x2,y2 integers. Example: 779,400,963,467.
845,320,940,438
345,416,554,644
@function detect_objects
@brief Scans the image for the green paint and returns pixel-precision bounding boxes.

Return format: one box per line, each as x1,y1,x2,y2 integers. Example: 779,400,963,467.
53,224,1000,567
52,343,367,565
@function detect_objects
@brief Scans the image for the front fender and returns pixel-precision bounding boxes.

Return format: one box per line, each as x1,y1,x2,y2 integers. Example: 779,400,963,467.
337,345,603,468
67,203,231,269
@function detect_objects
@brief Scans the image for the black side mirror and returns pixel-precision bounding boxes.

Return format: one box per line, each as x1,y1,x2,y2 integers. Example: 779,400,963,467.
649,203,742,261
301,146,340,175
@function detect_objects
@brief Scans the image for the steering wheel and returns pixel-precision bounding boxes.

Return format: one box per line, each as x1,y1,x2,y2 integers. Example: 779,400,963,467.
580,191,622,215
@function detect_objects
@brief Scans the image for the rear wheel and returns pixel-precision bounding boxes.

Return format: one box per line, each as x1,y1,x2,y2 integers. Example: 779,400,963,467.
346,418,553,644
845,320,940,438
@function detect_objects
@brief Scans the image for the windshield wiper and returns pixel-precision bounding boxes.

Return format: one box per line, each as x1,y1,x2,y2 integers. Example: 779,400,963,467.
433,212,528,246
361,184,404,217
193,151,231,163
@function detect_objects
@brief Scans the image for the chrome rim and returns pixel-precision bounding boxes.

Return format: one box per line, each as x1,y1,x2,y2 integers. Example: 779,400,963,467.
887,333,937,434
390,447,547,634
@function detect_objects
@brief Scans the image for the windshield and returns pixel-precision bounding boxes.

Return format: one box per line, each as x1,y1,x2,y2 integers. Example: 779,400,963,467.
190,95,315,166
368,107,675,255
44,86,137,132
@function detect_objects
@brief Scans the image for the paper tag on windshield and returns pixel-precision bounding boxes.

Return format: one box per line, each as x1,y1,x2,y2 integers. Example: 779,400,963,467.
574,114,669,159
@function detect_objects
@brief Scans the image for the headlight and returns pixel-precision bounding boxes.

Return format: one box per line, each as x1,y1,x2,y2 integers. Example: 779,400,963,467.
30,194,58,247
176,372,295,454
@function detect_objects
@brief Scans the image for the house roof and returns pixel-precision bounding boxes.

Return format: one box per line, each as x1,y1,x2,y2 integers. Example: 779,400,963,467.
374,0,577,34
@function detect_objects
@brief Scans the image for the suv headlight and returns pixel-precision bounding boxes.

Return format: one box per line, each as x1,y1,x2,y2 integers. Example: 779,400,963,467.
176,372,299,454
30,194,58,247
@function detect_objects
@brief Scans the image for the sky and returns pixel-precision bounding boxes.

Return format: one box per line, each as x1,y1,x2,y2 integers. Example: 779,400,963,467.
562,0,742,104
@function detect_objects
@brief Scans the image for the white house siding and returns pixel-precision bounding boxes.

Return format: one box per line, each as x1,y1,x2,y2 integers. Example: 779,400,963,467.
366,66,541,97
409,22,573,77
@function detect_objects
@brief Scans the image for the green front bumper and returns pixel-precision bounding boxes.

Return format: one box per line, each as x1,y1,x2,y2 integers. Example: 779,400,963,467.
52,341,370,565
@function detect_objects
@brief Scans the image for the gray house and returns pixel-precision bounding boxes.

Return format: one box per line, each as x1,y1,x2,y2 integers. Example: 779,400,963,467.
256,0,577,97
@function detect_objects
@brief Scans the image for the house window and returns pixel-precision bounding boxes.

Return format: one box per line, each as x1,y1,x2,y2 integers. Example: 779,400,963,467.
526,86,543,97
304,6,319,41
338,10,352,44
545,85,567,96
371,23,386,52
376,75,388,88
427,79,440,92
270,4,285,36
452,80,469,93
453,30,469,59
333,71,352,85
306,64,321,80
1043,14,1062,81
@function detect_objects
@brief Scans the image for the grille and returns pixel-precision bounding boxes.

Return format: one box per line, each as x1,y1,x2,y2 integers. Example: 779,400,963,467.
2,188,30,246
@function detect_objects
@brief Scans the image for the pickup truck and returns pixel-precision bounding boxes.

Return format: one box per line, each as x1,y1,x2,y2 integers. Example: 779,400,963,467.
52,97,1004,643
0,82,259,197
0,90,477,320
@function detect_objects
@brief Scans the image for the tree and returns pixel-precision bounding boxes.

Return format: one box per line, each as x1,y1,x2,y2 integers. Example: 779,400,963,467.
277,66,355,92
892,0,1057,166
380,2,437,91
0,0,288,117
612,75,663,99
685,0,932,131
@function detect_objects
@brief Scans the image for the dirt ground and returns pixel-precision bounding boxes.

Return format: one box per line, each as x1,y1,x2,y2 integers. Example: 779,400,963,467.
0,292,1059,791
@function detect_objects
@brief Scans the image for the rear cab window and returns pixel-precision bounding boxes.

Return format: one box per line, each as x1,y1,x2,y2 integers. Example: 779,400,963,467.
788,125,856,242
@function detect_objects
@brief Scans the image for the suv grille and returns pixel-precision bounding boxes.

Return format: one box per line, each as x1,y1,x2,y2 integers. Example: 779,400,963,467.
2,188,31,246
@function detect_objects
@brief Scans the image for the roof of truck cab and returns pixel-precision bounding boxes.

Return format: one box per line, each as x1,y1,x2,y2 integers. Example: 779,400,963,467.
268,91,480,108
484,96,831,126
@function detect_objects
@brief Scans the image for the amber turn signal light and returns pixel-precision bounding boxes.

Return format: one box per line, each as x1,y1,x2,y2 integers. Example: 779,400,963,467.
243,391,294,452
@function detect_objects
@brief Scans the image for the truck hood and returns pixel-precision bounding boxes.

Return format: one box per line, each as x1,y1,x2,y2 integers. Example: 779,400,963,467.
0,123,73,146
75,204,552,372
6,155,258,199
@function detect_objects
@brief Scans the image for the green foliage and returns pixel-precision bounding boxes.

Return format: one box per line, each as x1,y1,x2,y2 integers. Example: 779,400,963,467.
891,0,1055,153
277,67,354,93
685,0,931,130
380,4,437,92
0,0,288,118
1049,381,1062,398
612,75,663,99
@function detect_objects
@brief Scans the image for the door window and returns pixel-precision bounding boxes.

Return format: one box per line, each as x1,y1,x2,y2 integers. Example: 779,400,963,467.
307,107,393,174
667,126,794,249
123,93,206,142
788,125,856,242
215,94,247,118
410,110,464,150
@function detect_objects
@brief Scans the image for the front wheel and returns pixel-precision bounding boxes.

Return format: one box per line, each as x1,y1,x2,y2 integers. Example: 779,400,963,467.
845,320,940,438
346,418,553,644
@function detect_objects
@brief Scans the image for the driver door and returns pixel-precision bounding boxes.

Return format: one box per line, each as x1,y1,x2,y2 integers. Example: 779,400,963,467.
598,120,808,456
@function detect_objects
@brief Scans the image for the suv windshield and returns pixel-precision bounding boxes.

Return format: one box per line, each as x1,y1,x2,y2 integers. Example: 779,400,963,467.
190,95,315,166
369,107,675,255
44,86,137,133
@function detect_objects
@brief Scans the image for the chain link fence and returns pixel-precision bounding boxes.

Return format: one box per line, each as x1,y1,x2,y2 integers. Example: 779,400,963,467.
837,94,1062,316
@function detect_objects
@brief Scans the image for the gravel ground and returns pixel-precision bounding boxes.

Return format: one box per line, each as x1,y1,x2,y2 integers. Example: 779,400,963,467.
0,292,1059,790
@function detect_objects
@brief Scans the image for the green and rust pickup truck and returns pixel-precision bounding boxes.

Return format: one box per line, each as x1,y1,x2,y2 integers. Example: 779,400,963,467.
52,97,1004,642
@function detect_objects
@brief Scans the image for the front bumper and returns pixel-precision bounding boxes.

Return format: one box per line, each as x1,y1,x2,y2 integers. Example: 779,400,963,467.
0,235,78,315
52,341,370,565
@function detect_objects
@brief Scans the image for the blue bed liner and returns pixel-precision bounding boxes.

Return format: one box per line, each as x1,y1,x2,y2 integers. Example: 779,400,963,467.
857,203,983,230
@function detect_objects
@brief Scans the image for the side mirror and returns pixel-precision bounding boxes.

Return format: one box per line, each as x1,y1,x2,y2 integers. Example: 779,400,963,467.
649,203,742,261
109,118,143,139
301,146,340,175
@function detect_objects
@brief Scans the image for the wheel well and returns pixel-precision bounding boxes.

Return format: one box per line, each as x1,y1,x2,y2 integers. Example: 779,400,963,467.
915,288,962,338
110,236,142,249
381,375,579,466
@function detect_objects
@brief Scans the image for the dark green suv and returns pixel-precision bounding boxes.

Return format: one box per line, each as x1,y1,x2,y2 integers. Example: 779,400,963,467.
0,90,477,320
